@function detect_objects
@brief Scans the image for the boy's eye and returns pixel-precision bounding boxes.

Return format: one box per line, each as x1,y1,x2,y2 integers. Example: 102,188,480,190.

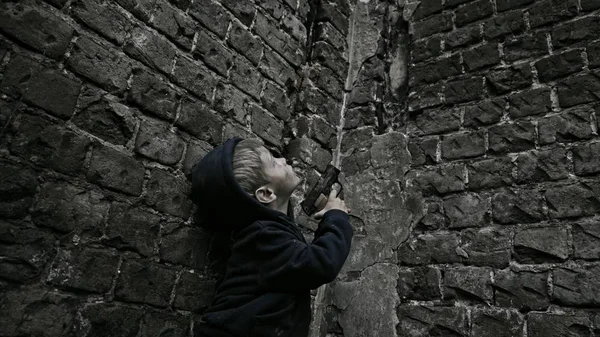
269,149,282,158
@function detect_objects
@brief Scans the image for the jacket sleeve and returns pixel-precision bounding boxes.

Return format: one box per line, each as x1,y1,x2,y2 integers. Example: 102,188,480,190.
256,210,353,292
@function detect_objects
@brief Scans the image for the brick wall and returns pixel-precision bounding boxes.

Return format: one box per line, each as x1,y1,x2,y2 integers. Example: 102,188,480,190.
1,0,599,336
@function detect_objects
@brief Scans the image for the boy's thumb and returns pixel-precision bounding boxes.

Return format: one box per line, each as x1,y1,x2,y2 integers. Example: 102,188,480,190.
314,209,325,219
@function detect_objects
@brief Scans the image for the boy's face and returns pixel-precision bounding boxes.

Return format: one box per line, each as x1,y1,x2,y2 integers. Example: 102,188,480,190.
258,146,301,197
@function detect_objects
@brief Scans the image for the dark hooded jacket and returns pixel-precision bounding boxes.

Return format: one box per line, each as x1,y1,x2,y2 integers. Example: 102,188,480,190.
191,138,353,337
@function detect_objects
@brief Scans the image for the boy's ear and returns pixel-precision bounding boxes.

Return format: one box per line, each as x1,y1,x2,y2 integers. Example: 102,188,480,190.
255,185,277,204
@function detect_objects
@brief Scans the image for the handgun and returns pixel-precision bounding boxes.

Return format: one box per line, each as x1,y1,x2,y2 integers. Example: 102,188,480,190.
300,164,343,215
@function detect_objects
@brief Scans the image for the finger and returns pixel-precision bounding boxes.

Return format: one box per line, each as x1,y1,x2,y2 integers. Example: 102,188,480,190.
315,194,327,210
314,210,324,219
328,188,337,199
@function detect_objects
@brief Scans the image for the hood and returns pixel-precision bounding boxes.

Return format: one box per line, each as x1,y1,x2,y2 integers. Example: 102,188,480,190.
190,137,292,231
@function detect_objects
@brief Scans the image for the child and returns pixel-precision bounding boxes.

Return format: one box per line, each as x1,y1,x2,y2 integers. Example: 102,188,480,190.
191,137,353,337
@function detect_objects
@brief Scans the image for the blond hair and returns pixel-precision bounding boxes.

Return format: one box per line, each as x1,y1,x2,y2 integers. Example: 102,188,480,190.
233,139,270,194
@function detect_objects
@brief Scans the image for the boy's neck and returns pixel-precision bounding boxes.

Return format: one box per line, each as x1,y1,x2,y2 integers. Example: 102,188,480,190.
266,197,290,215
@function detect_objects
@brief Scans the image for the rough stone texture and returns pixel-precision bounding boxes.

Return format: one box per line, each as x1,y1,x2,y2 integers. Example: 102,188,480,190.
146,169,192,219
140,311,189,337
573,142,600,176
161,223,210,268
488,121,536,154
494,269,550,310
151,1,196,50
408,164,466,196
409,107,461,135
397,266,441,300
47,246,119,293
135,118,185,165
484,10,525,40
538,105,596,145
455,0,494,27
486,65,532,95
468,158,513,190
535,50,584,83
115,259,176,308
515,147,569,183
124,26,177,75
397,233,462,265
514,226,569,262
87,145,145,196
172,56,218,103
11,113,90,175
397,306,468,337
128,69,179,121
441,131,486,160
445,25,482,50
545,183,600,219
32,182,108,234
471,308,525,337
177,98,224,144
174,272,215,311
508,87,552,118
104,203,160,257
72,0,133,45
573,219,600,259
443,193,490,228
492,188,545,224
460,227,511,267
0,160,38,219
528,0,578,28
194,30,234,78
528,313,591,337
78,303,143,337
464,98,505,127
503,32,549,62
463,43,501,71
556,72,600,108
443,266,493,303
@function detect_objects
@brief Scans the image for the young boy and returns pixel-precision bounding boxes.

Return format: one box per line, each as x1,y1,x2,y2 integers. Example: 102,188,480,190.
191,137,353,337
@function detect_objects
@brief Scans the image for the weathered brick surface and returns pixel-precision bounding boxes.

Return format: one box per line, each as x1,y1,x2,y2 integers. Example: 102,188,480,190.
151,1,196,50
412,36,442,62
488,121,536,154
468,158,513,190
174,272,215,311
87,145,145,196
573,220,600,259
538,105,595,144
445,25,482,50
445,77,485,104
160,224,210,269
189,0,230,38
0,3,74,59
551,16,600,49
515,147,569,183
508,88,552,118
72,0,133,45
503,32,549,62
141,311,189,337
486,65,532,95
105,203,160,256
461,227,511,267
464,98,505,127
528,313,591,337
553,264,600,306
492,188,545,224
172,56,218,103
129,69,179,121
545,183,600,218
528,0,578,28
409,108,461,135
496,0,534,12
397,306,468,337
462,43,500,71
443,193,490,228
572,142,600,176
407,164,466,196
514,226,569,262
494,270,550,310
124,26,177,75
455,0,494,27
397,266,441,300
0,160,38,219
194,30,234,77
115,259,176,307
79,303,143,337
135,118,185,165
412,13,453,39
441,131,486,160
483,10,525,40
397,233,461,265
443,266,493,303
409,54,462,86
535,50,584,83
556,71,600,108
146,169,192,218
471,308,524,337
176,98,223,143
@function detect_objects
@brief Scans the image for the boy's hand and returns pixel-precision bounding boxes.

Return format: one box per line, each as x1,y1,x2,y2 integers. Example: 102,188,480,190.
314,188,350,219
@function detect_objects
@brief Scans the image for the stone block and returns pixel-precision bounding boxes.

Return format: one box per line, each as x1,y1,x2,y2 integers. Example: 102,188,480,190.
87,145,145,196
281,12,307,43
488,121,535,154
75,88,137,145
412,36,442,62
468,157,513,190
471,308,525,337
588,41,600,68
415,199,445,231
67,36,132,93
251,105,283,146
72,0,133,45
258,82,291,122
408,164,466,196
105,203,160,256
0,286,77,337
408,137,438,166
258,47,299,89
408,83,444,111
445,77,484,104
172,56,218,103
151,1,196,50
514,226,569,262
455,0,494,27
397,233,461,265
32,182,108,234
228,20,263,66
443,266,493,303
508,87,552,118
573,219,600,259
0,161,38,219
492,188,544,224
286,137,332,172
115,259,176,308
340,148,370,177
445,0,471,6
229,55,263,100
307,65,344,99
538,105,596,144
582,0,600,10
484,10,525,40
2,55,81,119
340,127,373,153
552,16,600,49
140,311,189,337
503,32,548,62
183,139,213,175
441,131,485,160
135,118,185,165
0,3,74,59
528,0,578,28
129,69,179,121
11,113,90,175
535,50,584,83
78,303,143,337
189,0,229,38
494,269,549,310
397,267,441,300
409,54,462,86
295,86,341,124
515,147,568,183
124,26,177,75
174,272,216,311
412,12,453,40
496,0,535,11
253,11,303,67
556,71,600,108
176,98,223,144
460,227,511,268
194,30,234,77
312,41,347,79
160,224,210,269
463,43,500,71
553,265,600,306
255,0,285,19
0,221,55,282
413,0,443,20
409,107,461,135
213,83,251,124
146,169,192,218
114,0,156,22
443,193,490,228
464,98,505,127
444,25,481,50
528,313,591,337
486,64,532,95
220,0,255,26
48,246,119,293
573,142,600,176
316,1,349,35
397,306,468,337
545,183,600,218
